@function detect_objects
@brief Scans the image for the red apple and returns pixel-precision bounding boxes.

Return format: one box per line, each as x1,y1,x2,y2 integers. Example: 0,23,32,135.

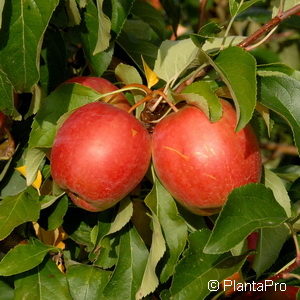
66,76,131,112
50,102,151,212
261,286,299,300
247,231,259,263
152,100,262,215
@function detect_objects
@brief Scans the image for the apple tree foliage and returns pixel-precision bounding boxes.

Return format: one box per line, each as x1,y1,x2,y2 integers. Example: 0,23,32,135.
0,0,300,299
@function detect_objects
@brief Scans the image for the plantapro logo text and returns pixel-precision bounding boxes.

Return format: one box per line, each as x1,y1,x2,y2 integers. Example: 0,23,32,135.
222,279,287,292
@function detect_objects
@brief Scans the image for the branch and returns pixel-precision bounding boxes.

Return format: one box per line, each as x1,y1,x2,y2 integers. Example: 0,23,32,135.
175,4,300,92
260,142,299,156
238,4,300,49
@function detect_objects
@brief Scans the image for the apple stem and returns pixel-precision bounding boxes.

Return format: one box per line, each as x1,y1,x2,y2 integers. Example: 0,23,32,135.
148,107,172,124
127,94,154,114
128,89,179,115
152,90,179,113
122,83,152,94
238,3,300,49
289,222,300,262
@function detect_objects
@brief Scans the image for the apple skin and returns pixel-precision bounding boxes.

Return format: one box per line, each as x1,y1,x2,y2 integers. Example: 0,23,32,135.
0,111,6,134
152,100,262,215
261,286,299,300
50,102,151,212
66,76,131,112
247,231,259,263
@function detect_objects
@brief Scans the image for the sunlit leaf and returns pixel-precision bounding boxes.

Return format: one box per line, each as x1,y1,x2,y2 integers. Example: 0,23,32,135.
208,46,257,131
0,188,40,240
259,74,300,153
142,56,159,89
170,230,247,299
16,166,42,193
103,225,148,299
14,257,72,300
93,0,111,54
0,0,60,92
204,184,288,254
0,239,56,276
67,264,110,300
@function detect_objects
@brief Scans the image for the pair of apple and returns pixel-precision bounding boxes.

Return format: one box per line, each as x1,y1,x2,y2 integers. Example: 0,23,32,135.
50,77,261,214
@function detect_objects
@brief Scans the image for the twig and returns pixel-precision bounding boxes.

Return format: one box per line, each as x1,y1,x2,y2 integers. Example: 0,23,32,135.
198,0,208,29
221,0,245,50
245,26,278,51
238,4,300,49
260,142,299,156
177,4,300,89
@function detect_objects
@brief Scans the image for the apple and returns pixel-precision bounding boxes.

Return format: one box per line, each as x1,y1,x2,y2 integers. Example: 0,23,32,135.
247,231,259,263
0,111,9,136
152,100,262,215
50,102,151,212
261,286,299,300
66,76,131,111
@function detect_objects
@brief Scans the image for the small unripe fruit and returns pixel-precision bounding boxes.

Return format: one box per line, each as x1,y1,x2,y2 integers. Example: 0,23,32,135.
51,102,151,212
152,100,262,215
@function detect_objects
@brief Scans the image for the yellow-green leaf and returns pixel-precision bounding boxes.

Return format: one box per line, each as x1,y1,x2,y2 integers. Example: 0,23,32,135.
142,56,159,89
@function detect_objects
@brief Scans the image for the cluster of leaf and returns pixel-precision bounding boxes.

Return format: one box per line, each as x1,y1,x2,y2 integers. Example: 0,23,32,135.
0,0,300,299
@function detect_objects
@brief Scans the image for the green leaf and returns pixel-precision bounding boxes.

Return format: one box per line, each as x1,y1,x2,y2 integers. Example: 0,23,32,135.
180,81,222,122
103,225,148,300
160,0,180,35
106,198,133,236
0,0,60,92
0,0,5,30
93,0,111,55
202,36,245,54
190,22,222,47
210,46,257,131
0,70,18,118
147,175,188,283
136,184,167,299
81,0,114,76
230,0,262,16
111,0,135,37
0,168,27,197
40,194,64,210
117,19,159,70
114,62,143,116
28,83,101,149
66,264,110,300
170,230,247,300
94,235,119,269
204,184,288,254
259,74,300,152
24,148,45,186
115,63,143,85
131,0,167,40
0,188,40,240
92,199,133,262
154,39,199,83
257,63,295,77
14,257,72,300
40,29,67,94
253,225,289,277
63,209,98,249
0,279,14,300
65,0,81,26
48,196,69,231
0,239,56,276
264,168,292,217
